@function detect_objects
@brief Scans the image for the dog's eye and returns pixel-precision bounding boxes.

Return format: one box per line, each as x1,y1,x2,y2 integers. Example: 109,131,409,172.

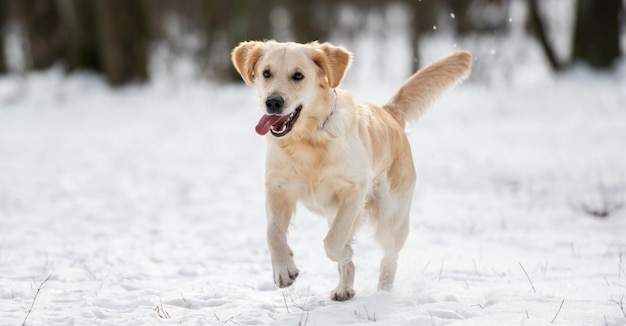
262,70,271,79
293,72,304,81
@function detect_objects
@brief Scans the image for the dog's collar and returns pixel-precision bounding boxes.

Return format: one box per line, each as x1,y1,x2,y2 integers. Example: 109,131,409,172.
320,89,337,130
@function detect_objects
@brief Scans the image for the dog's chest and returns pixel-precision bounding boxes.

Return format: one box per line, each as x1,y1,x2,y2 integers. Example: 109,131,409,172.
289,162,370,217
270,136,370,216
297,176,351,216
300,185,339,216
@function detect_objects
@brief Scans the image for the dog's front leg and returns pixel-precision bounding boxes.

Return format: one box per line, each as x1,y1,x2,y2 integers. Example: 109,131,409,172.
324,187,365,300
266,186,299,288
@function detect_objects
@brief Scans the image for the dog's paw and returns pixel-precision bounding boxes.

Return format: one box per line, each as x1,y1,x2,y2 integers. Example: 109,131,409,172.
330,285,355,301
273,262,300,288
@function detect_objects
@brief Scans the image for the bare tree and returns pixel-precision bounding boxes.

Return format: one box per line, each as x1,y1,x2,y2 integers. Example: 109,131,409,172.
9,0,66,70
445,0,473,35
529,0,623,71
285,0,335,43
57,0,102,73
203,0,274,80
94,0,149,85
572,0,623,68
407,0,437,72
527,0,564,71
0,0,6,73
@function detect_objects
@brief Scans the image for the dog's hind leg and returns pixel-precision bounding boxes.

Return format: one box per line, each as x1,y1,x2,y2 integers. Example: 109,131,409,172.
331,260,356,301
377,226,408,291
375,194,411,291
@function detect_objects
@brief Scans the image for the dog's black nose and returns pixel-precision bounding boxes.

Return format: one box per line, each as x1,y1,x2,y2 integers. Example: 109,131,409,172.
265,95,284,114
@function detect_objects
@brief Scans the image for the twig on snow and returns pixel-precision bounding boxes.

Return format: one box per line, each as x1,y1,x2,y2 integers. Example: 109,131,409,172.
283,289,311,325
289,289,310,312
282,291,290,313
22,273,52,326
355,305,377,322
298,308,309,326
610,295,626,319
619,251,624,281
438,257,445,282
293,291,310,326
355,304,376,322
519,262,537,294
179,291,192,308
472,258,480,276
154,298,171,319
214,312,241,325
570,173,625,218
551,299,565,323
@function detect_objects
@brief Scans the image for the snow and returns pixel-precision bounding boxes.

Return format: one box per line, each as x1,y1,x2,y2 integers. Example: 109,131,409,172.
1,59,626,326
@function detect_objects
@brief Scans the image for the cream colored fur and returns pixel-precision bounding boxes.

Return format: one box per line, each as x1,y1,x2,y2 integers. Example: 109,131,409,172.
232,40,472,301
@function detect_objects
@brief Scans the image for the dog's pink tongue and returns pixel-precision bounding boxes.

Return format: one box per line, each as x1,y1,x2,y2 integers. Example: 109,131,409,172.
255,114,284,135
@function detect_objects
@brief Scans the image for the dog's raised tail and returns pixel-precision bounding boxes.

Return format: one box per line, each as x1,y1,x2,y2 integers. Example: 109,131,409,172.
383,51,472,128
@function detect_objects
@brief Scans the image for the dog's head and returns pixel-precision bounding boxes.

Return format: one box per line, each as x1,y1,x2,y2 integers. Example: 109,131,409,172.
231,40,352,138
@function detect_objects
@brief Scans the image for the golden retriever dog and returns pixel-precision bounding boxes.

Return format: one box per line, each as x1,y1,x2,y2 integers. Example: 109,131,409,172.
231,40,471,301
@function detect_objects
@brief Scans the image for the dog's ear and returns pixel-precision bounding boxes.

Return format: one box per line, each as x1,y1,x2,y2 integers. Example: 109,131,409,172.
310,42,352,89
231,41,266,86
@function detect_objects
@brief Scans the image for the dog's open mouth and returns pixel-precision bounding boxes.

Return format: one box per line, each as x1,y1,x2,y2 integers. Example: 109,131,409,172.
255,106,302,137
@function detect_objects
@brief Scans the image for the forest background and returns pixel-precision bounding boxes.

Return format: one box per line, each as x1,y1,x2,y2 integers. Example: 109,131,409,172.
0,0,623,86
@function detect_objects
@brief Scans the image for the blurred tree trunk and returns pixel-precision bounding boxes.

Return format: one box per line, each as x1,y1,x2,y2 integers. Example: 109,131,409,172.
0,0,6,73
446,0,473,35
94,0,149,85
288,0,333,43
290,0,318,43
11,0,66,70
527,0,564,71
203,0,272,81
57,0,101,72
224,0,272,46
407,0,437,72
572,0,623,68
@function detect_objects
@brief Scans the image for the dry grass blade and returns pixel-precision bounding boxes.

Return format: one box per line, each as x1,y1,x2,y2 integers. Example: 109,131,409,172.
619,251,624,281
282,291,290,313
214,312,241,325
551,299,565,323
22,274,52,326
571,174,625,218
610,295,626,319
154,298,171,319
519,263,537,294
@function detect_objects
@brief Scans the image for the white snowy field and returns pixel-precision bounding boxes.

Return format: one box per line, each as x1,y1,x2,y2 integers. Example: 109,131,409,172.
1,63,626,326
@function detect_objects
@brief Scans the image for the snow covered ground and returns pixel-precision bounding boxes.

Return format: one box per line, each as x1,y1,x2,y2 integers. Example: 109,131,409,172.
1,58,626,326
